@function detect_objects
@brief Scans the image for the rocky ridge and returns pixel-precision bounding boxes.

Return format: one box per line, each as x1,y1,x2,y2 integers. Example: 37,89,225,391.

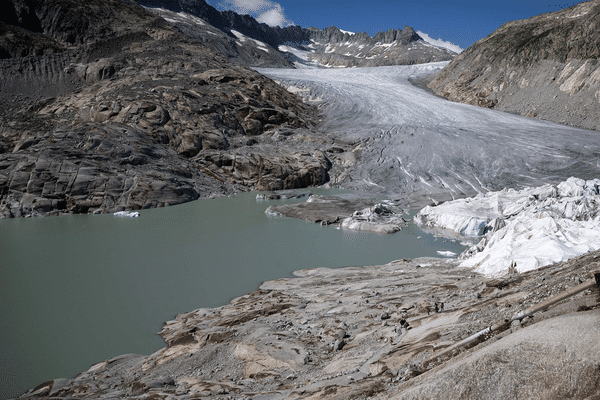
293,26,457,68
142,6,295,68
428,0,600,131
20,250,600,399
0,0,332,217
136,0,457,68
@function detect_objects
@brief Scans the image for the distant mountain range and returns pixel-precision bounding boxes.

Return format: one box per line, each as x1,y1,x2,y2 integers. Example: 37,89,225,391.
137,0,457,68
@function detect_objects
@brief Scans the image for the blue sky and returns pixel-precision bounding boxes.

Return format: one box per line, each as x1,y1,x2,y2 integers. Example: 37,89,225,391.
208,0,587,50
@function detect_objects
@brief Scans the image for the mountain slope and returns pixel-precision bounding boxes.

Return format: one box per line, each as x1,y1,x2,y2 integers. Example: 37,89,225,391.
428,0,600,131
0,0,331,218
284,25,456,68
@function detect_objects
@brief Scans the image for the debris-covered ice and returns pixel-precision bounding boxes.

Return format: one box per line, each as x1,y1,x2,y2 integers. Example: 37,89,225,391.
415,177,600,276
340,203,407,234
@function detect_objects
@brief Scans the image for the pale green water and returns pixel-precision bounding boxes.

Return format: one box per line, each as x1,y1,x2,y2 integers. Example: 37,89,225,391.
0,189,466,398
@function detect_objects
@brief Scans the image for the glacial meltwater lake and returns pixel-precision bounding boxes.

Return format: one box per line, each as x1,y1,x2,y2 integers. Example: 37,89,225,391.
0,189,466,398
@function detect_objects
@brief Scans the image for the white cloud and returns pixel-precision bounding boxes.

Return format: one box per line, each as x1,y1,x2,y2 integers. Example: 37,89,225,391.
217,0,293,27
416,31,463,54
256,6,288,26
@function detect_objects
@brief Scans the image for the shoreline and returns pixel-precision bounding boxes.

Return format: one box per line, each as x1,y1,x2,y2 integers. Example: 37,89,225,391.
19,250,600,399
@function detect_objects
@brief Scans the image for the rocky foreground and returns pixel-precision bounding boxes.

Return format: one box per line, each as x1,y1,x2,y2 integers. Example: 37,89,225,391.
20,249,600,399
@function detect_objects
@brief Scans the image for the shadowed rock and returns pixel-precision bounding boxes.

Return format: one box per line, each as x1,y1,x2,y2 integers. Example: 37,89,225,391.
0,0,330,217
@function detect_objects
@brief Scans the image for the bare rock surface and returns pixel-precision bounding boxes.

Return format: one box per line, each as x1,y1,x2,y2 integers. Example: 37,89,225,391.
0,0,331,218
428,0,600,131
19,250,600,399
382,310,600,400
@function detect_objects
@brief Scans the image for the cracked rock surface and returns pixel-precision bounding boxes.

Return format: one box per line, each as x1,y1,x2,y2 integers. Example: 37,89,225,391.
0,0,331,218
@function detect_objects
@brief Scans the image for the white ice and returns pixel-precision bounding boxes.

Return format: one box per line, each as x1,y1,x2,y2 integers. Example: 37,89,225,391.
114,211,139,217
416,177,600,276
437,251,457,257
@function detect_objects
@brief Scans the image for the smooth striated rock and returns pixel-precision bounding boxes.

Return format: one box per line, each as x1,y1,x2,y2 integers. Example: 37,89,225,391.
19,250,600,399
0,0,330,218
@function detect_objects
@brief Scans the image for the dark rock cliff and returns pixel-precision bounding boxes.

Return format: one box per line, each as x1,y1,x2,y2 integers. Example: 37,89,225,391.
428,0,600,131
0,0,331,218
137,0,311,47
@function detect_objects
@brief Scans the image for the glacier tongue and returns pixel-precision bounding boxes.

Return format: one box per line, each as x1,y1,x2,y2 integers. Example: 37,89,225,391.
257,64,600,206
415,177,600,277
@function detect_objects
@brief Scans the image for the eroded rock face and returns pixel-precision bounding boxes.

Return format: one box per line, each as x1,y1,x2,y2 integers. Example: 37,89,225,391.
0,0,331,217
428,0,600,131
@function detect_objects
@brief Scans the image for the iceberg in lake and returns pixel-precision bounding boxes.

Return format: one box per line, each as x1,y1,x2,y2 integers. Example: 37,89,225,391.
114,211,139,217
415,177,600,276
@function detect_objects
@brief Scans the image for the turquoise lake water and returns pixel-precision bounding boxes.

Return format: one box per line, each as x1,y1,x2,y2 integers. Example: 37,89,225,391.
0,189,466,398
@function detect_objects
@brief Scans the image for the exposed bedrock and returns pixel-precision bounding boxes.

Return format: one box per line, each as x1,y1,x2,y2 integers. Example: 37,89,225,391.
0,0,331,218
428,0,600,131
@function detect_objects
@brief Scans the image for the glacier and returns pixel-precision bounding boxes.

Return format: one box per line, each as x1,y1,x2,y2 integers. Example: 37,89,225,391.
256,63,600,276
257,63,600,206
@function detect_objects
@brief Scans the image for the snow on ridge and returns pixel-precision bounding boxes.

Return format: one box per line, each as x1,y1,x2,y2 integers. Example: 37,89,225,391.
416,30,463,54
415,177,600,277
340,29,356,35
231,29,270,52
145,7,206,27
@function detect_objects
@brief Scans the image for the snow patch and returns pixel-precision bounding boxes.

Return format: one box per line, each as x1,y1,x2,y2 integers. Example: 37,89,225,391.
279,45,307,60
231,29,270,52
416,30,463,54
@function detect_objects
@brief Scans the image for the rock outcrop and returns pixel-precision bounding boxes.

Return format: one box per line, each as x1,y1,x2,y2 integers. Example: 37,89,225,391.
428,0,600,131
0,0,331,217
265,194,378,224
19,249,600,399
